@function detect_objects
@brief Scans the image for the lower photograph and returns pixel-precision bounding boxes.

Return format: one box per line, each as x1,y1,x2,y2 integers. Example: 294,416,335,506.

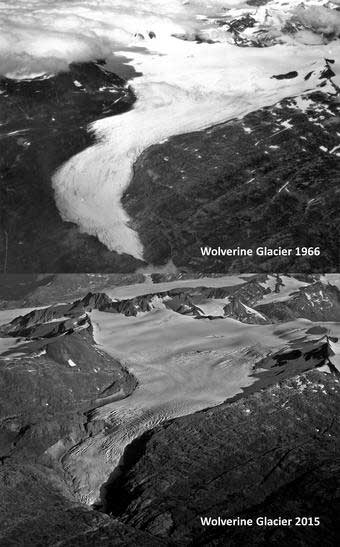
0,273,339,546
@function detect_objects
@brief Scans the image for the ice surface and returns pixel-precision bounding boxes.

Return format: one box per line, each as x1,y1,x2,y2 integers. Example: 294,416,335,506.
321,274,340,289
0,337,22,355
1,2,337,77
258,276,309,304
61,308,285,503
0,306,55,355
196,297,230,316
0,307,43,324
104,274,250,299
62,306,334,504
1,277,338,504
1,1,336,258
53,40,340,258
328,326,340,372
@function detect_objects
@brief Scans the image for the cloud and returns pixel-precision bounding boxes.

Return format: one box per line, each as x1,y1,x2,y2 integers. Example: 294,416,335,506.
292,5,340,37
0,0,319,78
2,1,339,259
0,0,204,77
0,21,114,77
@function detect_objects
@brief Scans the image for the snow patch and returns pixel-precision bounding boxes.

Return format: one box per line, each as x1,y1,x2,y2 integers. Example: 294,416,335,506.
258,276,309,304
242,303,267,321
49,4,340,258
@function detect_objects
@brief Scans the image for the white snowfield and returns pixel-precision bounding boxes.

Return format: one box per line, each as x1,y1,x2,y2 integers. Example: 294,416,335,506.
55,274,340,504
328,326,340,371
258,275,309,303
1,1,334,258
0,307,46,355
61,308,338,505
0,275,339,504
104,273,252,299
52,39,340,258
60,309,295,504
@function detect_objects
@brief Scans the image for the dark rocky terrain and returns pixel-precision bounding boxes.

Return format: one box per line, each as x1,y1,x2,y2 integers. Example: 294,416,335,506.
74,276,340,323
104,369,340,546
0,300,167,546
175,2,339,48
1,53,339,276
0,274,339,545
1,53,338,275
1,274,339,323
0,61,144,273
0,273,145,310
123,65,340,272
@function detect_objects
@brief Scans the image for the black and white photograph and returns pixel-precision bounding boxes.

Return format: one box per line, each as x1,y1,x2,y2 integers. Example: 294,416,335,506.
0,0,339,273
0,273,339,544
0,1,339,546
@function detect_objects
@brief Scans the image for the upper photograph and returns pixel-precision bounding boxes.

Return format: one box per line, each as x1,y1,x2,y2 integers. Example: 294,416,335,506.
0,0,339,274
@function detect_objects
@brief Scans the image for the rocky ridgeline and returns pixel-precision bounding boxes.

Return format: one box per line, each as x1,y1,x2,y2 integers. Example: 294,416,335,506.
1,277,339,337
73,276,339,323
224,279,340,324
0,299,137,466
256,281,340,322
0,320,137,459
256,333,338,374
215,4,339,48
175,3,339,48
226,333,340,403
0,275,339,545
0,308,146,544
9,308,86,340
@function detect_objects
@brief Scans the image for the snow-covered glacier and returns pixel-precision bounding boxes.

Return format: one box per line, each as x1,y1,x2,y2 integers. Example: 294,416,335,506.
1,0,339,259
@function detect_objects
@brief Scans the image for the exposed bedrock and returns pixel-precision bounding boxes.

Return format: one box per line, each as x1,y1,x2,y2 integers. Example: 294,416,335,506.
1,276,339,334
0,311,137,475
101,369,340,546
0,61,144,273
0,311,145,545
0,275,339,544
256,281,340,322
0,273,146,310
0,466,168,547
123,80,340,272
60,276,340,323
0,322,137,459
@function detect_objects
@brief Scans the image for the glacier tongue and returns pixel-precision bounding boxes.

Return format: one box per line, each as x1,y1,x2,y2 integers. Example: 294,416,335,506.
52,36,340,258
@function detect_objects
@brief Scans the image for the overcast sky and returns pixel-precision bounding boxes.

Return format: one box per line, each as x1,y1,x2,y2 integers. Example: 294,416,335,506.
0,0,339,77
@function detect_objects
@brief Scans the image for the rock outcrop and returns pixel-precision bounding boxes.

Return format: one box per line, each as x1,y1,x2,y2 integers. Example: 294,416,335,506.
102,370,340,546
0,303,145,545
1,275,338,329
0,274,339,545
0,62,143,273
123,74,340,272
256,281,340,322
